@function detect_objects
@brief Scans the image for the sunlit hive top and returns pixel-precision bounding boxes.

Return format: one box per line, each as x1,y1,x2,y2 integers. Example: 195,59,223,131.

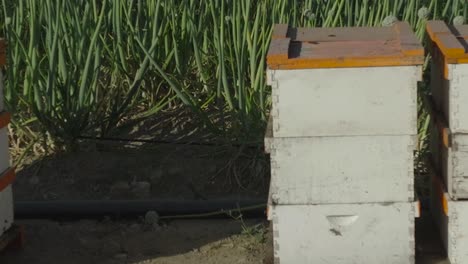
0,39,5,66
427,20,468,64
267,22,424,70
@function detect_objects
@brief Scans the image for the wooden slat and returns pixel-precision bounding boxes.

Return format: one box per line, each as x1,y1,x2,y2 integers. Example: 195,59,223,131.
267,55,424,70
291,26,395,42
266,38,290,64
0,112,11,130
0,39,6,66
272,24,289,39
436,34,465,57
450,24,468,37
426,20,451,39
296,40,401,59
426,20,467,59
395,22,424,56
0,168,15,192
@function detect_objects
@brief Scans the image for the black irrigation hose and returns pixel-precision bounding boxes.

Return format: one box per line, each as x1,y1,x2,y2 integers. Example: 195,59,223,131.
14,198,432,220
14,199,267,219
77,135,262,149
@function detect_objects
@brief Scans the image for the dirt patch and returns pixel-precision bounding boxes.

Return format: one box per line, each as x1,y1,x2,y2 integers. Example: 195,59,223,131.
0,219,269,264
0,216,451,264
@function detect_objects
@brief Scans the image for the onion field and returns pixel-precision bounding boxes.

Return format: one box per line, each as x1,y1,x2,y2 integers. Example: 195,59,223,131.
0,0,466,153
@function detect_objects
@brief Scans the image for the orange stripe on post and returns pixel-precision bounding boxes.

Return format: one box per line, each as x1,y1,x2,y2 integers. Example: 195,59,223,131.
442,194,449,216
441,126,451,148
431,173,449,216
0,112,11,130
416,200,421,218
427,154,449,216
0,168,16,192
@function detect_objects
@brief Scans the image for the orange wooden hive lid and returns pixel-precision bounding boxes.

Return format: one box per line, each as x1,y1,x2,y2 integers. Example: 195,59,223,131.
267,22,424,70
427,20,468,63
0,39,5,66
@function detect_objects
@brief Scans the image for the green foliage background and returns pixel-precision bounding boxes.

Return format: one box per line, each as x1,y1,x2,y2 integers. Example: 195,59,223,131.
0,0,466,150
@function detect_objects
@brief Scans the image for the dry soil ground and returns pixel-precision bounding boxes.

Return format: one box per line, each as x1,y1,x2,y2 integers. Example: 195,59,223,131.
0,216,453,264
0,219,269,264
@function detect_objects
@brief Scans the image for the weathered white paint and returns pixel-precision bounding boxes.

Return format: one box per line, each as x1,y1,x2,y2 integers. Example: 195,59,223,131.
430,123,468,199
0,77,12,236
267,66,421,138
269,202,416,264
431,174,468,264
0,185,13,235
0,128,9,173
431,63,468,134
265,123,416,204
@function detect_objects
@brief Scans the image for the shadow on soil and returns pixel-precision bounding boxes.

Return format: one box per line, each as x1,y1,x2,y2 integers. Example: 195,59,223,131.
13,142,269,202
12,105,270,202
0,219,268,264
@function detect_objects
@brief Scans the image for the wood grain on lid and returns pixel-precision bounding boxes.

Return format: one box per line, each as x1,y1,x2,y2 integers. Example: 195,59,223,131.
0,39,5,66
267,22,424,69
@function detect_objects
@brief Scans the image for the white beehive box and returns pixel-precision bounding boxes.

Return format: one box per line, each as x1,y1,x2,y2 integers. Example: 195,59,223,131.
0,39,14,237
431,172,468,264
267,22,423,138
265,117,416,204
427,21,468,134
267,202,419,264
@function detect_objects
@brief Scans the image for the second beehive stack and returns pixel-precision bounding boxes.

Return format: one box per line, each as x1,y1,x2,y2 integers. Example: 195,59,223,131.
265,22,423,263
427,20,468,264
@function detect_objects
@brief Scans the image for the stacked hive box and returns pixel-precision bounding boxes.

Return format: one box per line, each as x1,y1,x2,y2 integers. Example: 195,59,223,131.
265,22,423,264
427,21,468,264
0,39,15,238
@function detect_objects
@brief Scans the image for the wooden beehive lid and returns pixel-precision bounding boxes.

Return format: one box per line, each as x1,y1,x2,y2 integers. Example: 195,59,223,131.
0,39,5,66
427,20,468,63
267,22,424,70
